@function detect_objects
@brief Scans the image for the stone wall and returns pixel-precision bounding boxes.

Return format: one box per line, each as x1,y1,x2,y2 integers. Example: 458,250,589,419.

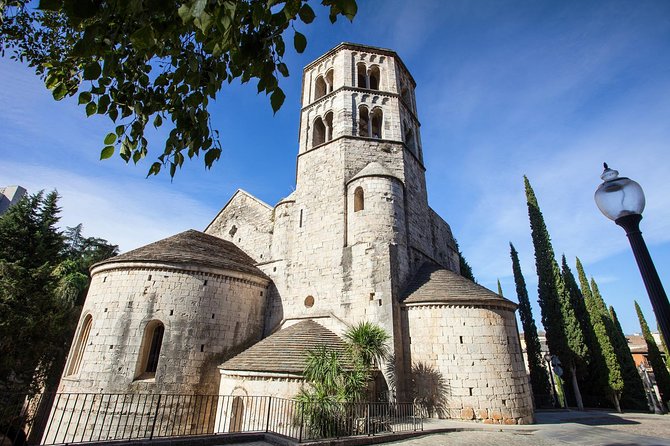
205,190,273,263
402,303,534,424
59,263,268,395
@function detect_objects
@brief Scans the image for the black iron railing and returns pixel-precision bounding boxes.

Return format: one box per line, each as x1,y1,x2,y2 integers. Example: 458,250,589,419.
1,393,423,445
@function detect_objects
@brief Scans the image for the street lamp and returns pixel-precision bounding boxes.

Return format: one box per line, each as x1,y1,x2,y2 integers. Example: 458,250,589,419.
594,163,670,346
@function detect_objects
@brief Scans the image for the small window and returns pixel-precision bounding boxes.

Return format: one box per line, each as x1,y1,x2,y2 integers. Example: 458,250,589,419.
354,187,364,212
312,117,326,147
369,65,380,90
324,111,333,142
325,69,334,93
136,320,164,379
358,106,369,137
371,108,383,139
314,76,327,100
66,314,92,376
357,63,367,88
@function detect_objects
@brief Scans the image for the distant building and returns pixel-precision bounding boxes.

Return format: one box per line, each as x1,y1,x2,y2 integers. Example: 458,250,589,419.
0,185,27,214
627,332,667,368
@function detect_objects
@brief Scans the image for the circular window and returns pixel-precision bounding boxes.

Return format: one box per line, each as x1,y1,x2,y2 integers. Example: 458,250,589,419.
304,295,315,308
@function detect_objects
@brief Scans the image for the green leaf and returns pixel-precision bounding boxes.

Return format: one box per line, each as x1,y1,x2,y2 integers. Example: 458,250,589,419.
78,91,92,104
83,62,101,80
340,0,357,20
294,31,307,53
115,125,125,136
104,133,116,145
100,146,114,159
153,114,163,128
178,3,193,23
270,87,285,114
85,101,96,116
130,26,156,49
277,63,289,77
52,83,67,100
147,162,162,176
204,148,221,167
298,4,315,24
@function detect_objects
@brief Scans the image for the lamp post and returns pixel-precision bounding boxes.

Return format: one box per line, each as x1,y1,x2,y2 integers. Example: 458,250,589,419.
594,163,670,345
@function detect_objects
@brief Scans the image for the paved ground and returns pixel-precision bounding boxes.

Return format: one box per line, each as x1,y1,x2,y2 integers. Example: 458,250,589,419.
216,410,670,446
407,410,670,446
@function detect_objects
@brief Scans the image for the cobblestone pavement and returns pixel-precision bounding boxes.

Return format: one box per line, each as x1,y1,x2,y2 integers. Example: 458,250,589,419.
386,431,558,446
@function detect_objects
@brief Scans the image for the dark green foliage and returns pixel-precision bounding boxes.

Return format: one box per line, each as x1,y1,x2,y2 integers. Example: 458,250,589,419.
0,0,358,177
658,325,670,370
609,305,648,410
297,322,389,438
510,243,552,406
0,192,71,394
497,279,503,296
571,259,622,409
635,301,670,406
0,192,118,396
524,176,586,409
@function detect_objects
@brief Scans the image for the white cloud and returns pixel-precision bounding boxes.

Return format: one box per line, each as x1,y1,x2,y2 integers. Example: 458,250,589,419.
0,162,216,252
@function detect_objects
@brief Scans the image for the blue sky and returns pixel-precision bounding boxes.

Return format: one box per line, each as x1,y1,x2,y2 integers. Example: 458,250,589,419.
1,0,669,335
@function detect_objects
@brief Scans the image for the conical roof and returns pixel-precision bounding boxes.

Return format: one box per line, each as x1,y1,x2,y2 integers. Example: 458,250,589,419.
403,263,517,309
220,320,350,374
348,161,402,184
93,229,267,278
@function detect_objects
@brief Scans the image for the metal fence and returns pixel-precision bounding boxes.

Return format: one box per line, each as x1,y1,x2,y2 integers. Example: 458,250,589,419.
1,393,423,445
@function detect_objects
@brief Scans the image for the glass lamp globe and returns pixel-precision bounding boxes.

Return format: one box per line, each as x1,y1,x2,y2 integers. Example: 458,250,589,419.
594,163,645,221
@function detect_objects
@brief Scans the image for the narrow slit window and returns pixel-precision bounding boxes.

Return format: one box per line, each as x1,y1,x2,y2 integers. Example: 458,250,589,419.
312,117,326,147
354,187,364,212
145,323,164,373
357,63,367,88
325,69,334,93
66,314,92,376
368,65,380,90
324,111,333,142
358,106,370,137
314,75,327,100
136,320,165,379
371,108,383,139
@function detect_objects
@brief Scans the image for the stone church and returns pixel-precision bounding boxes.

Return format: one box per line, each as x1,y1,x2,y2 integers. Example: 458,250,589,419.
55,43,533,427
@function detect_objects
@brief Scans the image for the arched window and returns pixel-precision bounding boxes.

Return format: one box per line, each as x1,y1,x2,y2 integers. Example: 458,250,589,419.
358,106,369,137
371,108,383,139
136,320,164,378
368,66,380,90
404,123,416,153
354,187,364,212
325,69,334,94
357,63,367,88
229,397,244,432
66,314,92,376
324,111,333,142
314,76,327,100
312,117,326,147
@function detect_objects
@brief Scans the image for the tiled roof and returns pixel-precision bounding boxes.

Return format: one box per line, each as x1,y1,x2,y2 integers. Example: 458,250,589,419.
220,320,350,374
93,230,267,279
403,262,517,309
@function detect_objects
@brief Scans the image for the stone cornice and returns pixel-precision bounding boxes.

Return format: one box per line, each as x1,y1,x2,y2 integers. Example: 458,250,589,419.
91,262,270,287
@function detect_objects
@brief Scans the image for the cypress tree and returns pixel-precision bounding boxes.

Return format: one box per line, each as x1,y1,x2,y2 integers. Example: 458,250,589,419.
455,239,475,282
524,176,587,409
570,264,623,410
510,242,552,407
635,301,670,407
497,279,503,296
564,257,611,408
609,305,648,410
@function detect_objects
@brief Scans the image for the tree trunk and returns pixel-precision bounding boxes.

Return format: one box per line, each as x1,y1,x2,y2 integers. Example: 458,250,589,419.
613,391,622,413
569,363,584,410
